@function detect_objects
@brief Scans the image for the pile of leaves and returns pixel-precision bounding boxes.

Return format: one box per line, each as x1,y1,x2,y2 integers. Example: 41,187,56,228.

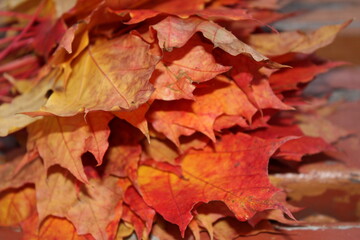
0,0,350,239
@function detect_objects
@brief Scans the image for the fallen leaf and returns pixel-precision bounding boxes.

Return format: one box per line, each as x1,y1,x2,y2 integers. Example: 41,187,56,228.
67,175,123,240
27,112,113,183
248,20,352,56
0,156,42,192
269,60,346,93
113,100,153,139
35,166,77,224
151,36,230,100
297,114,349,144
251,124,333,161
0,74,54,137
115,221,134,240
36,165,123,240
213,218,275,240
152,16,275,64
124,186,155,233
138,132,293,235
0,186,36,226
105,144,141,183
150,216,192,240
21,213,92,240
149,76,290,146
144,0,206,13
0,0,347,238
195,201,235,240
140,158,183,178
188,220,201,240
248,192,300,226
52,22,90,85
36,34,159,116
121,205,148,240
143,138,179,165
148,76,257,145
213,115,248,131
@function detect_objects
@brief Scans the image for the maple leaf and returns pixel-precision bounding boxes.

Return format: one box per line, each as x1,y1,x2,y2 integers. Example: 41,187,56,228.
115,221,134,240
0,76,54,136
269,59,346,93
152,16,278,66
0,156,42,192
121,186,156,239
251,124,333,161
142,135,208,174
21,214,92,240
113,100,153,139
148,76,290,146
104,144,141,183
32,18,67,59
151,36,231,100
35,165,123,240
248,20,352,56
297,114,350,144
212,218,275,240
143,138,180,165
137,132,293,235
0,186,36,226
51,22,90,85
121,205,148,240
248,192,300,226
26,112,113,183
213,115,248,131
141,0,206,13
194,201,235,240
35,165,77,224
148,76,256,146
124,186,156,233
66,175,123,240
36,33,159,116
112,6,252,25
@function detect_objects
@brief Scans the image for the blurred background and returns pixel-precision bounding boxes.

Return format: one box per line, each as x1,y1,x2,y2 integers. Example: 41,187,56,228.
275,0,360,64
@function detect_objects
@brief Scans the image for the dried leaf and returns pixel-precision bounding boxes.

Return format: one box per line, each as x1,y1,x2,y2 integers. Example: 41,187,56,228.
269,60,346,93
67,176,123,240
138,133,293,234
36,34,159,116
27,112,113,183
251,124,333,161
0,186,36,226
113,100,153,139
122,205,147,240
153,16,275,64
124,186,155,232
21,214,91,240
148,77,256,145
213,218,275,239
195,201,234,240
249,20,352,56
36,165,123,240
115,221,134,240
0,76,54,137
0,156,42,192
105,144,141,183
297,114,349,144
151,36,230,100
